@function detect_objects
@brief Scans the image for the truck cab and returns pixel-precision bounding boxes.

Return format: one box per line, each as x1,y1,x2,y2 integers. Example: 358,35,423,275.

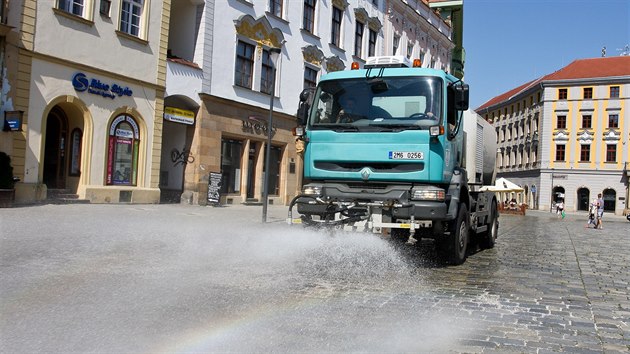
289,56,498,265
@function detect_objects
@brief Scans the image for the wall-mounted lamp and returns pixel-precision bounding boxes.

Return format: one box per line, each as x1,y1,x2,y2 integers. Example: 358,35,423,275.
3,111,23,132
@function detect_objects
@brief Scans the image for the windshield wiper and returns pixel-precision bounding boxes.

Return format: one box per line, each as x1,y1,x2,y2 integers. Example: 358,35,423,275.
333,126,360,132
367,124,423,132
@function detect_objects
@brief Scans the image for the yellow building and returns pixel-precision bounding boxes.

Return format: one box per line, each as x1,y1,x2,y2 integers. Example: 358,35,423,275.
1,0,170,204
476,56,630,215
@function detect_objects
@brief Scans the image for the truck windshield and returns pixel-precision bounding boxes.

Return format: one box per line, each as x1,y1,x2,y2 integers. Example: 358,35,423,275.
309,76,442,131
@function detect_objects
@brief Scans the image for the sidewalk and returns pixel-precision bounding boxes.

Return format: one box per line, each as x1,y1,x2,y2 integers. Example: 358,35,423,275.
520,208,629,223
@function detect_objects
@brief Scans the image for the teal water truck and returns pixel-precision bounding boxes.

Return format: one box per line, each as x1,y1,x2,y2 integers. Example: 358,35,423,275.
288,56,498,265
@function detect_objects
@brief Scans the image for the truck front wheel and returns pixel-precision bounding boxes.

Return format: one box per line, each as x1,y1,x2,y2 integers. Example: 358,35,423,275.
439,204,469,265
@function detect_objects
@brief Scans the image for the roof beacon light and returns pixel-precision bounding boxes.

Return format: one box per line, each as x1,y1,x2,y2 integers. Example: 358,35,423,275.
351,62,360,70
413,59,422,67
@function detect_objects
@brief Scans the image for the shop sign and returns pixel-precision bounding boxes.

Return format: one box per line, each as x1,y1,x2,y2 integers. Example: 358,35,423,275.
72,72,133,99
242,116,276,137
164,107,195,125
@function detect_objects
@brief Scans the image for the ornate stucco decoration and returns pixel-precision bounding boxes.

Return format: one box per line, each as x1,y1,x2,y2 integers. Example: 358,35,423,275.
602,129,621,142
302,45,325,66
553,130,569,142
354,8,369,23
234,14,285,49
325,56,345,72
332,0,349,11
577,130,594,144
368,17,382,31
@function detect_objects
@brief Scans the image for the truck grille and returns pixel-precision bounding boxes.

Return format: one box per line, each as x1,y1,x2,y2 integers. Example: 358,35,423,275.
315,162,424,173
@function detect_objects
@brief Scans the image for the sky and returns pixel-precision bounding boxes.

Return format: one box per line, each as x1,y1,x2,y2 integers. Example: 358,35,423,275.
463,0,630,109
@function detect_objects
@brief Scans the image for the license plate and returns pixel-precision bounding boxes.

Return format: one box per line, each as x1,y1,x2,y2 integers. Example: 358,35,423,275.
389,151,424,160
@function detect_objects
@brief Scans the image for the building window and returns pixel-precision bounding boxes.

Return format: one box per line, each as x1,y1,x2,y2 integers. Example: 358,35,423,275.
260,49,275,95
608,114,619,128
372,0,378,5
265,145,283,195
406,42,413,59
556,115,566,129
269,0,283,18
580,144,590,162
303,0,316,33
610,86,619,98
220,139,243,194
354,21,364,58
235,41,255,89
555,144,565,162
304,66,318,89
392,34,400,55
606,144,617,162
582,115,591,129
106,115,140,186
58,0,85,16
583,87,593,99
558,88,567,100
120,0,144,37
368,29,377,57
330,6,342,47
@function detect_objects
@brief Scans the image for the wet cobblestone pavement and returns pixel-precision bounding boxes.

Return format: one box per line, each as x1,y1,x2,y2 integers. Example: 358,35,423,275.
1,204,628,353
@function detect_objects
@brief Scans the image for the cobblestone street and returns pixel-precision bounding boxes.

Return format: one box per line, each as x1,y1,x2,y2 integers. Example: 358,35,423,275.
1,204,628,353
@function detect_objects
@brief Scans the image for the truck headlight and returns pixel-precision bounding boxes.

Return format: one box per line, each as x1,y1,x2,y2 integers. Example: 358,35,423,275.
302,184,323,196
411,187,445,201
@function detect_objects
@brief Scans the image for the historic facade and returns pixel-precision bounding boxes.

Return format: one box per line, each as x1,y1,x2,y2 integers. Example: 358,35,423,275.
164,0,456,206
476,56,630,216
1,0,170,204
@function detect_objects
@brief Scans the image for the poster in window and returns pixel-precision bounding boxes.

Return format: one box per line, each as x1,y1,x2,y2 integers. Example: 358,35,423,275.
70,128,82,176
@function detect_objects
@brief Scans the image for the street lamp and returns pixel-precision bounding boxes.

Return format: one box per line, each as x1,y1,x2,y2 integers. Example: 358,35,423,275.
262,47,282,223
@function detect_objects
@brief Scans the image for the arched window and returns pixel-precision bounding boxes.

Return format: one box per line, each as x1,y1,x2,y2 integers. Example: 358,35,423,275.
602,188,616,212
577,187,590,211
106,114,140,186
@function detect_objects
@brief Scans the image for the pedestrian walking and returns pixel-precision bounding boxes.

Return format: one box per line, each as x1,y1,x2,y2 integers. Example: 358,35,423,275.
556,200,565,219
586,198,598,228
596,193,604,229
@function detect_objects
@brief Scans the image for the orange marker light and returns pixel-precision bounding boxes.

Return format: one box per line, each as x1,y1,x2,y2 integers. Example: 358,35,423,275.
351,62,360,70
413,59,422,67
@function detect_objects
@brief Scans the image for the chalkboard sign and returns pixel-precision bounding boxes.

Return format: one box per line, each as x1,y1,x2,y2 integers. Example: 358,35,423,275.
207,172,222,204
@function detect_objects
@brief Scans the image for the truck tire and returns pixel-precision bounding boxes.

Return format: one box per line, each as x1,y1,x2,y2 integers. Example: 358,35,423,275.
480,201,498,249
439,204,469,265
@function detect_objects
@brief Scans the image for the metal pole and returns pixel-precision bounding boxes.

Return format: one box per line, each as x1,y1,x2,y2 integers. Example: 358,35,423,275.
262,67,276,223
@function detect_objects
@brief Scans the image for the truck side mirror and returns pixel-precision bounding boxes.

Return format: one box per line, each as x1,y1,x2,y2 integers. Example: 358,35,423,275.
296,89,312,125
454,83,469,111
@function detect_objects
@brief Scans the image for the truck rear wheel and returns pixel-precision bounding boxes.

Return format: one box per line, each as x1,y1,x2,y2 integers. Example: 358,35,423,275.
480,201,498,249
439,204,469,265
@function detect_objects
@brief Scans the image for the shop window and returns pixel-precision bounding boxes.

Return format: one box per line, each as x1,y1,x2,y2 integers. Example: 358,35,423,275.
69,128,82,176
220,139,243,194
106,115,140,186
602,189,616,212
264,145,283,195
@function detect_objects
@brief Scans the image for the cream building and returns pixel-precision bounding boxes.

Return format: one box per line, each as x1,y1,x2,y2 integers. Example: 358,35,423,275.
0,0,169,204
476,56,630,216
163,0,455,206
